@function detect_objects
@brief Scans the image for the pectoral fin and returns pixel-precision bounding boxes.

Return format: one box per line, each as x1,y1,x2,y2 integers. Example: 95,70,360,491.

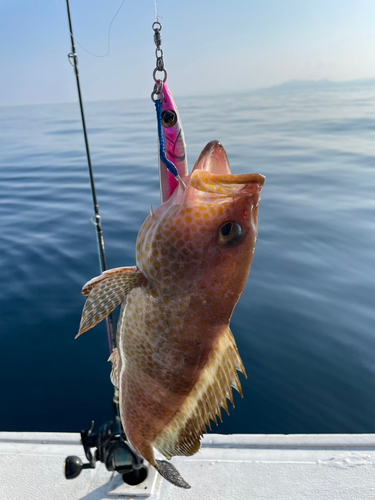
76,266,145,338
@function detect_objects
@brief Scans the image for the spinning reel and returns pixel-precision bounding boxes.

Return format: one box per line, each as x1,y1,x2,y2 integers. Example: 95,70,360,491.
64,420,148,486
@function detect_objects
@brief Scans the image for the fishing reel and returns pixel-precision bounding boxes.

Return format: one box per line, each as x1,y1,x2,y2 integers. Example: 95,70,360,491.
64,420,148,485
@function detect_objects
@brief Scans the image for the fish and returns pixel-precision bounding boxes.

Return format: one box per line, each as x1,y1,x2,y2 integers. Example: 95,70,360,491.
158,83,188,203
77,140,265,488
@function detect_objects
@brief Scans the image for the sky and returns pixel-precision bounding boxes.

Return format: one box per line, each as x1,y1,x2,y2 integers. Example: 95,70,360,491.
1,0,375,106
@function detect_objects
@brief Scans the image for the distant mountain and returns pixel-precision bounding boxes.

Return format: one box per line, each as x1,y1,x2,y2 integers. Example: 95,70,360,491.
265,78,375,91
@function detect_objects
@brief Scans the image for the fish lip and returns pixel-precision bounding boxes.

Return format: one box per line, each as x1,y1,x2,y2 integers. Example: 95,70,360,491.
190,169,265,196
189,141,265,195
192,140,231,175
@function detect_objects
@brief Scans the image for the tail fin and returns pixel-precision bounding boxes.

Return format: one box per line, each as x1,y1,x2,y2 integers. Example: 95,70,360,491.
155,459,191,489
133,442,191,489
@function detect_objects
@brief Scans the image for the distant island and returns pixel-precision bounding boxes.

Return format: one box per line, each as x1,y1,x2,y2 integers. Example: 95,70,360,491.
264,78,375,91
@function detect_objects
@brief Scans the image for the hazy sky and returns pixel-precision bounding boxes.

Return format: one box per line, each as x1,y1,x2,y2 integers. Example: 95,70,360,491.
1,0,375,105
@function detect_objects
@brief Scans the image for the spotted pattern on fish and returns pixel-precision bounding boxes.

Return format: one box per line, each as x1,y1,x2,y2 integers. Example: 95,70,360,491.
78,141,265,489
117,169,263,472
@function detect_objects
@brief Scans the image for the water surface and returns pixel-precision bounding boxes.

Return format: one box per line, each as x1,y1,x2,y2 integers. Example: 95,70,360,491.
1,86,375,434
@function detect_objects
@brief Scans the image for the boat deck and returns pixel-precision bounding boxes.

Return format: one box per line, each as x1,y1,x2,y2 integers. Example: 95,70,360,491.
1,432,375,499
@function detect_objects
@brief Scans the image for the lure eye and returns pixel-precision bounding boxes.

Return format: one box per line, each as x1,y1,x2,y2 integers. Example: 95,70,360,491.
218,221,243,247
161,110,177,128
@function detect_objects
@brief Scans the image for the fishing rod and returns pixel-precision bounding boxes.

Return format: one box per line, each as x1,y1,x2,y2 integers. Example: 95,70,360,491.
63,0,147,485
65,0,115,353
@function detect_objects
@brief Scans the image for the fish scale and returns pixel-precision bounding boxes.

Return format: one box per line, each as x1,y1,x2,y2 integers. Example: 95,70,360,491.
77,140,265,488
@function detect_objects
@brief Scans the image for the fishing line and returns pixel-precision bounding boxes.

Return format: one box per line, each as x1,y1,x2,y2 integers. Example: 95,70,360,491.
154,0,163,23
68,0,127,58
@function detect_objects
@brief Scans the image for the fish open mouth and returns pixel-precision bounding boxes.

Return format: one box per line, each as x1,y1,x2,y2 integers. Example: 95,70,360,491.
192,140,232,175
190,140,265,195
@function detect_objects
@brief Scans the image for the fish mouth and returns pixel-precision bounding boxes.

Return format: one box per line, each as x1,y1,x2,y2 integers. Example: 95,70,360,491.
190,141,265,195
192,140,231,175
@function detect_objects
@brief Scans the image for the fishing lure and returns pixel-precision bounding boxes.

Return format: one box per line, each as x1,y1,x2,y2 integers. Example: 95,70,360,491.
156,82,188,202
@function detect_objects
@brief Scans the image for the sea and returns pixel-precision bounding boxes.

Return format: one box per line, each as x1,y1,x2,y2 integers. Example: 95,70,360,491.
1,84,375,435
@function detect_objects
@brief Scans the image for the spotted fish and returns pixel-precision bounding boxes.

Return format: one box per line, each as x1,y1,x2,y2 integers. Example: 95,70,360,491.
77,140,265,488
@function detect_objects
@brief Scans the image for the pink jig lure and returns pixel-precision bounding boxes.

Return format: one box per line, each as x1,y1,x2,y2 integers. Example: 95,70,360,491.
158,83,188,203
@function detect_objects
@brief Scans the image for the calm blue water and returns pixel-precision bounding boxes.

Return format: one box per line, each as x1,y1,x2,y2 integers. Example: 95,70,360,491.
1,86,375,434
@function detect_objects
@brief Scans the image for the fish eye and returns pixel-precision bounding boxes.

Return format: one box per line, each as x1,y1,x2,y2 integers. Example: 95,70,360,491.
161,110,177,128
218,221,243,247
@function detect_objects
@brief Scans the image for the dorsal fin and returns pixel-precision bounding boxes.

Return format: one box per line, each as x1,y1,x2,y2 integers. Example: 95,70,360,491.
76,266,145,338
152,327,246,459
